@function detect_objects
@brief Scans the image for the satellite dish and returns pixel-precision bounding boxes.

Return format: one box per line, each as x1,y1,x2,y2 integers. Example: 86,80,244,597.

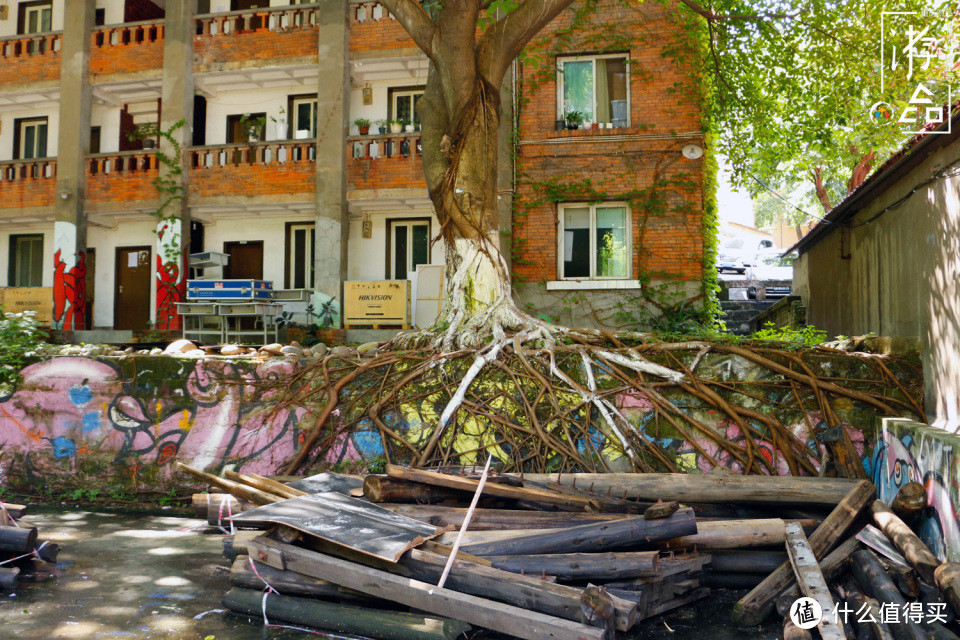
682,144,703,159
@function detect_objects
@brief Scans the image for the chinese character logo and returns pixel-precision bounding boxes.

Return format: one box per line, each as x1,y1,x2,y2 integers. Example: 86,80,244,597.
790,597,823,630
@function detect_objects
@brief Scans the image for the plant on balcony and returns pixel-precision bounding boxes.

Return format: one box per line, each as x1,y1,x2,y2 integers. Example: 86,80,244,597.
401,118,416,133
240,113,266,143
270,107,288,140
128,123,159,149
354,118,372,135
374,119,388,135
564,110,585,130
387,119,403,134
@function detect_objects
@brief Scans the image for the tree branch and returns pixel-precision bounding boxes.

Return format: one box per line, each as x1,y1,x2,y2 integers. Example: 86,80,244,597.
376,0,436,59
677,0,790,21
477,0,577,86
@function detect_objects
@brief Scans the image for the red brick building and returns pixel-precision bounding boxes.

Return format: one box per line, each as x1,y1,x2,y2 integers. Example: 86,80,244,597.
0,0,709,336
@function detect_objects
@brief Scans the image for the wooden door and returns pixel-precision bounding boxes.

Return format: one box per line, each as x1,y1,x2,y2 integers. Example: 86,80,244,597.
224,241,264,280
114,246,152,331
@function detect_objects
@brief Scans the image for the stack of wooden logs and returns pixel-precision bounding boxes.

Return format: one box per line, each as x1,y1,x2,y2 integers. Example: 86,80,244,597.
0,500,60,590
179,462,960,640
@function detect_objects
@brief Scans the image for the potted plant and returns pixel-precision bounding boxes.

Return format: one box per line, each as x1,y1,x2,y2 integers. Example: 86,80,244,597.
374,119,387,135
403,119,416,133
240,113,266,142
127,122,159,149
270,107,288,139
354,118,372,135
564,110,584,130
388,119,403,134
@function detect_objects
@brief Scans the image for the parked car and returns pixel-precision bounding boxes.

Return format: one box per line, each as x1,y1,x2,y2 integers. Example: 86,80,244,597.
745,252,795,299
717,237,777,273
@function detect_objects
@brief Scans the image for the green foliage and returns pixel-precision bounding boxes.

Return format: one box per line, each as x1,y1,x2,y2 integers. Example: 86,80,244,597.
0,310,48,393
752,321,827,345
127,120,187,261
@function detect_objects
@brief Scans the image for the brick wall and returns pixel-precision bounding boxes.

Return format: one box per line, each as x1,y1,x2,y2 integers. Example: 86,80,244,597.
347,151,425,192
86,166,159,204
349,10,416,53
0,174,55,209
194,25,318,67
0,39,60,86
191,162,315,199
512,0,705,286
90,25,164,78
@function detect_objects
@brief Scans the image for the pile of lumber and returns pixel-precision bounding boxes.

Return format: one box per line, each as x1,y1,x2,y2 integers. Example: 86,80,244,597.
0,500,60,590
179,463,960,640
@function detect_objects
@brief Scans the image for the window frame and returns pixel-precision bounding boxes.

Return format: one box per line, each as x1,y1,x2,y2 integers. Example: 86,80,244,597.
18,1,52,35
557,202,632,280
386,217,432,280
8,233,45,288
284,221,315,289
288,94,319,138
13,116,48,160
556,53,631,127
388,86,426,126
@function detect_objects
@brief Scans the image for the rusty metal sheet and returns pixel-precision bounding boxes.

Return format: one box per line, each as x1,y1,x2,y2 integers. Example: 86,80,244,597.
230,492,443,562
286,472,363,496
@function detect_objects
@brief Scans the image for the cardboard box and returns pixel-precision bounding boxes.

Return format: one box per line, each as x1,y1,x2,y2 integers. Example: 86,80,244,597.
344,280,410,327
1,287,54,323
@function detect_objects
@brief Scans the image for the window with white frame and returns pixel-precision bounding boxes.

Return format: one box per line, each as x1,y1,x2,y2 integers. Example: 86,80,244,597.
559,203,630,279
557,54,629,127
286,223,315,289
390,88,425,126
388,219,430,280
9,234,44,287
19,1,52,35
291,96,318,138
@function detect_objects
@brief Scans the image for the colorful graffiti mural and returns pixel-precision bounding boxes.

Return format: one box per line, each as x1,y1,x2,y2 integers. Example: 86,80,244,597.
52,249,86,331
874,418,960,562
0,356,306,490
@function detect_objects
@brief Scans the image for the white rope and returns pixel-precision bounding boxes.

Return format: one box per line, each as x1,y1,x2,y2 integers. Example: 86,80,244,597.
435,453,492,590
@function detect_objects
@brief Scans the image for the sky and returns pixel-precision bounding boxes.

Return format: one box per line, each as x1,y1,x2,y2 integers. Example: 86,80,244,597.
716,158,755,228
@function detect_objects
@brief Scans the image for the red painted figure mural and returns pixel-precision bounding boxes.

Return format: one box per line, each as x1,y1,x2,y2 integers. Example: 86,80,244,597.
53,249,86,330
155,221,185,331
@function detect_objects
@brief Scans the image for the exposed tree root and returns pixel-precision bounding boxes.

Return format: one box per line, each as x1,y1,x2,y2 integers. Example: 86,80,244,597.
277,327,924,477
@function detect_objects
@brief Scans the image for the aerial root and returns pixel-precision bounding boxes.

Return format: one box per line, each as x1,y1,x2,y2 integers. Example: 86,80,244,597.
273,326,924,476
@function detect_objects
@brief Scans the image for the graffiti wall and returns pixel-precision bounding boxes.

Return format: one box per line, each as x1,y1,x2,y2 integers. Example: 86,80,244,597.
874,417,960,562
0,356,307,492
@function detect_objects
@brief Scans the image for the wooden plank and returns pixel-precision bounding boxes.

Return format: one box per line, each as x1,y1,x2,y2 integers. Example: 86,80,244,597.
386,465,602,512
230,492,442,563
871,500,940,585
510,473,859,505
851,549,927,640
247,536,607,640
733,480,875,626
660,518,789,550
784,522,846,640
175,462,283,505
485,551,660,581
461,509,696,557
383,505,627,530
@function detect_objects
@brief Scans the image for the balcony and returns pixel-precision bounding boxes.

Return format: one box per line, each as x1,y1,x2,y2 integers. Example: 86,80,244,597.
0,159,57,213
85,151,159,209
189,141,316,204
0,32,61,88
347,132,426,195
90,20,165,80
194,5,321,72
350,2,418,55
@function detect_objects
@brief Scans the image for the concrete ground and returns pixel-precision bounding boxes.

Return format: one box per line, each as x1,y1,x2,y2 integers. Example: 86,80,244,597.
0,509,777,640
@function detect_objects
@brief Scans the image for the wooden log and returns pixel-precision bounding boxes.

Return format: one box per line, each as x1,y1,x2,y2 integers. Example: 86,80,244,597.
934,562,960,620
660,518,803,550
364,476,467,504
386,465,603,512
0,504,26,519
382,504,627,530
223,530,263,561
842,585,893,640
174,462,283,505
710,551,788,574
0,567,19,590
871,500,939,585
0,525,37,554
207,502,254,527
192,492,248,516
851,549,927,640
461,509,697,557
891,482,926,523
248,536,608,640
34,540,60,564
783,617,814,640
783,522,846,640
510,473,861,505
579,585,615,640
644,501,679,519
224,470,305,500
733,480,875,626
780,535,864,604
486,551,659,581
223,587,472,640
821,423,869,480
